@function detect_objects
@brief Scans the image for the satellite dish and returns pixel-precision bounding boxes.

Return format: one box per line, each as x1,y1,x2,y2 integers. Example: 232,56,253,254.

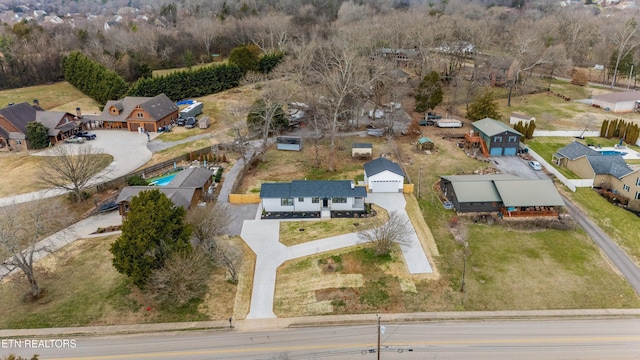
380,325,386,334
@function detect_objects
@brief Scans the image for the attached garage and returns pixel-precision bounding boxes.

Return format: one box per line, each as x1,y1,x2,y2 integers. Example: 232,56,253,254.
364,157,405,193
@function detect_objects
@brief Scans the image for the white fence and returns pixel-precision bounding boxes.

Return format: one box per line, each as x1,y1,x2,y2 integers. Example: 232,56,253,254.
533,130,600,137
527,147,594,192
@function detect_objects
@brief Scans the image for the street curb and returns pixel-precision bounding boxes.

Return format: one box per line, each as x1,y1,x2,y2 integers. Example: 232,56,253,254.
2,309,640,338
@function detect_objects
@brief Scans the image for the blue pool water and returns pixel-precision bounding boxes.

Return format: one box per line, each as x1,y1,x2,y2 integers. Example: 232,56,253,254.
149,173,177,186
598,150,627,156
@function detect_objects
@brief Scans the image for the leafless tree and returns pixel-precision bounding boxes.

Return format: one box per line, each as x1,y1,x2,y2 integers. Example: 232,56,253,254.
606,16,640,88
358,211,411,256
0,199,67,301
210,237,243,283
40,144,110,202
148,250,212,307
192,17,223,58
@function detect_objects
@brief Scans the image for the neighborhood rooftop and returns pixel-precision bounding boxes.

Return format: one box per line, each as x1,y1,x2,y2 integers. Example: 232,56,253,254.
166,167,213,188
115,187,196,209
260,180,367,199
592,91,640,102
472,117,523,137
364,157,405,177
555,141,634,179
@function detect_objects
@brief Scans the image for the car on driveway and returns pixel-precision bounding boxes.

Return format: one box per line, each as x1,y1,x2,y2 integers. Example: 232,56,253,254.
64,136,85,144
76,131,96,140
528,160,542,171
176,118,186,126
185,117,197,128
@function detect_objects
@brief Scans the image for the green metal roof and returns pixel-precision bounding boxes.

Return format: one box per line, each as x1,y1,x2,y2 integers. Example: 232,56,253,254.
418,137,433,144
472,118,523,137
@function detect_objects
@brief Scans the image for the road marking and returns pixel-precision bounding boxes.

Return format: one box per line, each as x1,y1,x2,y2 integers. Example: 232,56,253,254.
49,335,640,359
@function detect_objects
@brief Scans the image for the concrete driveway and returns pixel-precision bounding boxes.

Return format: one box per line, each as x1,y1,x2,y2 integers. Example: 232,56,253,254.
491,156,550,180
0,130,154,207
241,192,433,319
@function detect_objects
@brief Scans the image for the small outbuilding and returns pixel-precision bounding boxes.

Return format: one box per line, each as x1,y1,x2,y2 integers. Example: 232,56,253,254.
416,137,434,150
352,143,373,158
276,136,303,151
198,116,210,129
364,157,405,193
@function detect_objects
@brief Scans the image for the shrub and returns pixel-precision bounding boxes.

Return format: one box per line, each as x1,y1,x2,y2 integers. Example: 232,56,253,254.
127,175,148,186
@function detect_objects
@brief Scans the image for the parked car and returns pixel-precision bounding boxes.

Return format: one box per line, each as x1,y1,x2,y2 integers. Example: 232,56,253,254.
98,200,118,213
64,136,85,144
176,118,186,126
185,117,197,128
528,160,542,171
76,131,96,140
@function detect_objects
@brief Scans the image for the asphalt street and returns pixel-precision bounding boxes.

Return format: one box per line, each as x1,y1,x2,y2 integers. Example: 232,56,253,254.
4,318,640,360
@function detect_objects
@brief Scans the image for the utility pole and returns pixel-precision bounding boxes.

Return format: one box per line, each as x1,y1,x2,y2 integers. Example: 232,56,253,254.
377,314,381,360
418,167,422,199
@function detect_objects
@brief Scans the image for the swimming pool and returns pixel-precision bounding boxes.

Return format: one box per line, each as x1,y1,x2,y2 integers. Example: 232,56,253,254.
149,173,177,186
598,150,627,156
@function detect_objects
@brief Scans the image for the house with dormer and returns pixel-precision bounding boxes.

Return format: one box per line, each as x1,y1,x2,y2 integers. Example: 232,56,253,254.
0,102,41,151
94,93,178,132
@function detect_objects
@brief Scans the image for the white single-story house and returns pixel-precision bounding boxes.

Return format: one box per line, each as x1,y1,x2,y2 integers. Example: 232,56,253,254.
363,157,405,193
509,112,535,125
592,91,640,113
260,180,367,213
352,143,373,158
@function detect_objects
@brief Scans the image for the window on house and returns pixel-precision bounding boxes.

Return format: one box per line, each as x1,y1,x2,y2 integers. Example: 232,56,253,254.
298,197,304,202
508,136,518,142
636,192,640,200
636,177,640,187
281,198,293,206
624,184,630,192
312,197,319,203
137,113,143,118
494,136,502,142
332,197,347,203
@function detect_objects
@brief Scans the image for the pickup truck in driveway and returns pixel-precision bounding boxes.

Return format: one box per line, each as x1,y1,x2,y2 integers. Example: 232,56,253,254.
76,131,96,140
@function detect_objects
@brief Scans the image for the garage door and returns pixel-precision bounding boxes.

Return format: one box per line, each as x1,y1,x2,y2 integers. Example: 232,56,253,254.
503,147,517,156
371,180,400,193
490,147,503,156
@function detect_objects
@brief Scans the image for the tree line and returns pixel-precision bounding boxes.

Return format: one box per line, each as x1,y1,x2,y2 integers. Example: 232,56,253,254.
600,118,640,145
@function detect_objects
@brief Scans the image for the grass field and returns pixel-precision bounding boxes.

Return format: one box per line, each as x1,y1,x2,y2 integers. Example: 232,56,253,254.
0,235,240,329
0,82,100,113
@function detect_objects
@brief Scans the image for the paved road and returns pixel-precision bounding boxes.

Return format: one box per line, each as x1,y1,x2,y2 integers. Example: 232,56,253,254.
562,195,640,296
241,193,433,319
5,318,640,359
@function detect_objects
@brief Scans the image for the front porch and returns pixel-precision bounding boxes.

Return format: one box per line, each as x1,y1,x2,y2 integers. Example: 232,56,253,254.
499,207,559,218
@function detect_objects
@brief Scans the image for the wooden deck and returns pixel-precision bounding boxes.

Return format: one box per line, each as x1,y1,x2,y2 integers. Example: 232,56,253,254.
500,208,559,218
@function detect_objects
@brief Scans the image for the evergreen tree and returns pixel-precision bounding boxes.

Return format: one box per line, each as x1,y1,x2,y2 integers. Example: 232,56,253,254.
601,119,609,137
414,71,443,112
110,190,192,288
228,44,262,74
26,122,49,149
467,89,501,121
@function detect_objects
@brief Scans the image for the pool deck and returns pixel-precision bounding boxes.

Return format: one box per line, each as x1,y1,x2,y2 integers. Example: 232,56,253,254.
597,147,640,160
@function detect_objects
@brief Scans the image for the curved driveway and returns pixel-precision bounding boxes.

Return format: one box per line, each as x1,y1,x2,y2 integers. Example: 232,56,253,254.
0,130,154,207
241,192,433,319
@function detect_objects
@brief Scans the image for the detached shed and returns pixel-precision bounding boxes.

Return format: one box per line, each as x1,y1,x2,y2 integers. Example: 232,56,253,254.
199,116,210,129
416,137,434,150
352,143,373,158
277,136,302,151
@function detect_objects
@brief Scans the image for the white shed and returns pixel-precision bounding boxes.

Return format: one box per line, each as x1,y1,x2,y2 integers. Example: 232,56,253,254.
363,157,405,193
352,143,373,158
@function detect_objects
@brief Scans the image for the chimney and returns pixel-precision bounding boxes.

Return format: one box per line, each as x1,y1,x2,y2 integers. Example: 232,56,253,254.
76,107,82,118
351,180,354,189
33,99,39,106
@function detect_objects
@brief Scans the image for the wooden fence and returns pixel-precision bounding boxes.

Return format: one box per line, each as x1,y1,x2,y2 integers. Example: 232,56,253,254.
229,193,260,204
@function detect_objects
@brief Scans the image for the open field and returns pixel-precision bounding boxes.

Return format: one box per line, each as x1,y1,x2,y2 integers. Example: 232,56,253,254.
0,235,241,329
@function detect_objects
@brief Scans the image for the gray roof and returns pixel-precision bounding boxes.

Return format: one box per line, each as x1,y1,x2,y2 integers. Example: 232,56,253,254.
441,175,565,207
260,180,367,199
472,118,523,137
352,143,373,149
167,167,212,188
0,102,38,140
116,186,196,209
592,91,640,103
494,179,565,207
364,157,405,177
555,141,634,178
98,94,178,123
586,155,634,178
35,111,78,136
554,141,600,160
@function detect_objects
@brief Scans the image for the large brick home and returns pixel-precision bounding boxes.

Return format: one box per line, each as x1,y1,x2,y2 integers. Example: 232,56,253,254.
93,93,178,132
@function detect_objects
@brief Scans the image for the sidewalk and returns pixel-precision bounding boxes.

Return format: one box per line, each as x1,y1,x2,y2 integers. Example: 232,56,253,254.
2,309,639,337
